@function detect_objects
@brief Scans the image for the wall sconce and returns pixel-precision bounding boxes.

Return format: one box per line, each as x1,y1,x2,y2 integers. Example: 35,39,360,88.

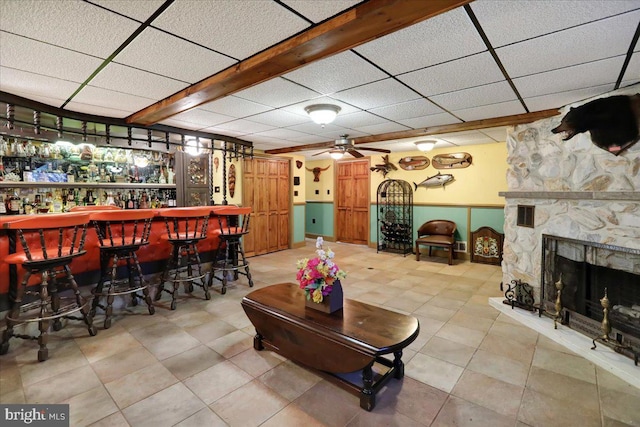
305,104,341,127
415,140,436,151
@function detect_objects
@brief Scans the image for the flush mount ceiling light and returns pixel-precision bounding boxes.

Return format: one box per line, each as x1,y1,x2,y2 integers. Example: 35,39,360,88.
415,140,437,151
329,149,344,160
305,104,341,127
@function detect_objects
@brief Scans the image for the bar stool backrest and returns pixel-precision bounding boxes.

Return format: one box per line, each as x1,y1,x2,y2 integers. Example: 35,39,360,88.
4,213,90,261
69,205,122,212
158,207,211,241
89,210,155,248
214,207,251,236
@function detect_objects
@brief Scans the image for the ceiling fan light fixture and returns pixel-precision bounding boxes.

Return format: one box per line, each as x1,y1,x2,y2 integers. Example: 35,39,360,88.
305,104,341,127
329,149,344,160
415,140,436,151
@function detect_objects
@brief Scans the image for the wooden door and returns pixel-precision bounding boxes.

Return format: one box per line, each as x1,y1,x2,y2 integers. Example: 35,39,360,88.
335,159,369,245
243,157,290,256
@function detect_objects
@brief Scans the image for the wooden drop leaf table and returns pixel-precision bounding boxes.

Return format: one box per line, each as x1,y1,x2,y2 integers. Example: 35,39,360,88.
241,283,420,411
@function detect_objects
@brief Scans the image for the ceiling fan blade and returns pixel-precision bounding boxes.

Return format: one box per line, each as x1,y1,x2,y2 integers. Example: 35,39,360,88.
312,149,332,156
348,149,364,158
358,147,391,153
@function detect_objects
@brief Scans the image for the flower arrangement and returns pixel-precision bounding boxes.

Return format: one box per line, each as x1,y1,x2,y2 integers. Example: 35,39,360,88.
296,237,346,303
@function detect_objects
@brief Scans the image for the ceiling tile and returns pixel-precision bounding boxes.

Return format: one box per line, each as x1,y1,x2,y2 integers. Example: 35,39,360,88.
351,122,411,135
451,100,526,122
90,0,167,22
199,126,247,138
622,52,640,83
114,27,236,84
354,7,486,75
1,91,66,109
167,109,235,128
0,67,80,103
0,32,103,82
280,96,362,117
252,128,313,140
523,84,614,112
397,112,462,129
158,118,204,130
471,0,640,48
90,62,189,100
212,119,276,135
480,127,508,142
245,109,309,127
283,134,327,143
199,96,272,117
513,56,625,98
281,0,361,23
437,130,497,145
234,78,322,108
331,111,388,128
398,52,504,97
64,101,134,118
496,11,640,78
0,0,139,58
72,85,156,113
430,81,516,112
285,122,351,135
368,99,446,121
283,51,388,95
332,78,420,110
152,0,309,60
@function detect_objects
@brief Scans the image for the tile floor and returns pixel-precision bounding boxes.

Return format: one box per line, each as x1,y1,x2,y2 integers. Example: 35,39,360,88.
1,240,639,426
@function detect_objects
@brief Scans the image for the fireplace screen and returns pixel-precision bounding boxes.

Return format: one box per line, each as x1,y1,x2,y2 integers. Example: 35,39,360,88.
541,235,640,350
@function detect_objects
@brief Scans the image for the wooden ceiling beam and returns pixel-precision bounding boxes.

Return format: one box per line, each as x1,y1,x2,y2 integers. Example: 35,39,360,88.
264,109,560,154
126,0,471,126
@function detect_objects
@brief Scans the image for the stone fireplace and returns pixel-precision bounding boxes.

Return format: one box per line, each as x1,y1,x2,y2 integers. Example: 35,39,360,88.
499,85,640,367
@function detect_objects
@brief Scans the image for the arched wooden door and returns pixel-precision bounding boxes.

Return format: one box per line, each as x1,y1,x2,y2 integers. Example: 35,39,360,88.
335,159,369,245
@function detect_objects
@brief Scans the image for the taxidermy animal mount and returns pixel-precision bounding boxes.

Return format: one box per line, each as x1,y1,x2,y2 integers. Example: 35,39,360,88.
370,155,397,177
413,172,454,190
551,94,640,155
306,165,330,182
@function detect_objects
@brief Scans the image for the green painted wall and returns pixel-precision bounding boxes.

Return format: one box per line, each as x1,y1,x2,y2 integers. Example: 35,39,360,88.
293,204,306,243
413,206,468,242
470,207,505,233
306,202,334,237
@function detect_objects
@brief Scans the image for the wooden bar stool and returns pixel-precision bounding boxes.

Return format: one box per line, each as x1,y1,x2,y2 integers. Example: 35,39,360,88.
155,207,211,310
208,207,254,294
89,209,155,328
0,213,97,362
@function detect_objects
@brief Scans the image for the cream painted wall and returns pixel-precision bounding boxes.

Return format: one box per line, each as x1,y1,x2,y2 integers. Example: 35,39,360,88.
289,154,306,204
305,159,335,202
369,142,508,205
211,148,243,205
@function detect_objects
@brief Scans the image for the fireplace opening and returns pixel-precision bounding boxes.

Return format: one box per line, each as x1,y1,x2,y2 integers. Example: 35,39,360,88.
541,234,640,361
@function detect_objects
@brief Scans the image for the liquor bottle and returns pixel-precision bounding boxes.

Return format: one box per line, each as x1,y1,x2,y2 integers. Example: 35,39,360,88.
127,191,135,209
0,194,6,215
52,191,63,213
23,197,32,215
7,191,21,215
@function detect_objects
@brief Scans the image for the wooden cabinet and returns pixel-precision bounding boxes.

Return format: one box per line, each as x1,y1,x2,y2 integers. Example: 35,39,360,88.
242,158,290,257
336,159,369,245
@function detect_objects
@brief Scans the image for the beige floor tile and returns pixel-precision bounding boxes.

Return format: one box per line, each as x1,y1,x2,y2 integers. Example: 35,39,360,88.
458,303,501,321
24,364,102,404
384,294,426,313
168,310,217,329
89,411,130,427
78,329,142,364
420,336,476,367
121,383,205,427
105,362,178,409
435,323,487,348
532,346,597,384
259,360,322,401
210,380,289,426
294,380,361,426
527,366,599,412
452,370,524,418
426,296,466,311
413,304,457,322
174,407,228,427
467,349,530,387
376,376,448,424
405,352,464,393
0,361,22,394
517,388,601,427
184,318,237,343
488,320,539,346
229,347,285,377
0,387,25,404
478,332,535,365
600,385,640,426
347,409,423,426
91,346,157,384
184,360,253,404
432,395,516,427
260,404,328,427
448,311,495,333
596,366,640,398
18,338,89,386
438,289,473,302
205,329,253,358
160,344,225,381
63,385,119,427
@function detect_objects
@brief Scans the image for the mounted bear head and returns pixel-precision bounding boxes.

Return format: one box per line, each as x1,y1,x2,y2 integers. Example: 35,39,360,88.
551,94,640,155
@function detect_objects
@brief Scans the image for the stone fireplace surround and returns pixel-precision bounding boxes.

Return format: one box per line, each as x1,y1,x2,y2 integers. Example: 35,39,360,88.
499,84,640,387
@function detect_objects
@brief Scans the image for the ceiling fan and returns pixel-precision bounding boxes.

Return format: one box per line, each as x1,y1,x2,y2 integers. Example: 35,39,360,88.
313,135,391,158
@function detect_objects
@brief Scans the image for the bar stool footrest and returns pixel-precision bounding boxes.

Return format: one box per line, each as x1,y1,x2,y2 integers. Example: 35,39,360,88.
93,282,150,297
6,296,91,323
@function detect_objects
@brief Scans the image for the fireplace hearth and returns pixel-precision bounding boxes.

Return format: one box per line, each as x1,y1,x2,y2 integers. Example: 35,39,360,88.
541,234,640,363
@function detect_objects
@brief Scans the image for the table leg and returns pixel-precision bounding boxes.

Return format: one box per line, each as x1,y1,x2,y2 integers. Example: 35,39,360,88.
253,332,264,351
360,363,375,411
393,350,405,379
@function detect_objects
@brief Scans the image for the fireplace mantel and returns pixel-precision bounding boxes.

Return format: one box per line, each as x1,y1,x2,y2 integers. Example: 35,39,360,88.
499,191,640,201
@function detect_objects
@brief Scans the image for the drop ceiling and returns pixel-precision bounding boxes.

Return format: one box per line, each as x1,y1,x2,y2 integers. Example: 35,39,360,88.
0,0,638,159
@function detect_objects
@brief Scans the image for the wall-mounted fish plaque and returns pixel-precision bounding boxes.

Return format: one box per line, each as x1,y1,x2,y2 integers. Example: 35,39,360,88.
398,156,429,171
413,172,454,190
432,152,472,169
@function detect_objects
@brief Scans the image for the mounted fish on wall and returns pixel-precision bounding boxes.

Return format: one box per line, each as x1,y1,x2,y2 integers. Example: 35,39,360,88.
398,156,429,170
413,172,454,190
432,153,472,169
551,94,640,155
